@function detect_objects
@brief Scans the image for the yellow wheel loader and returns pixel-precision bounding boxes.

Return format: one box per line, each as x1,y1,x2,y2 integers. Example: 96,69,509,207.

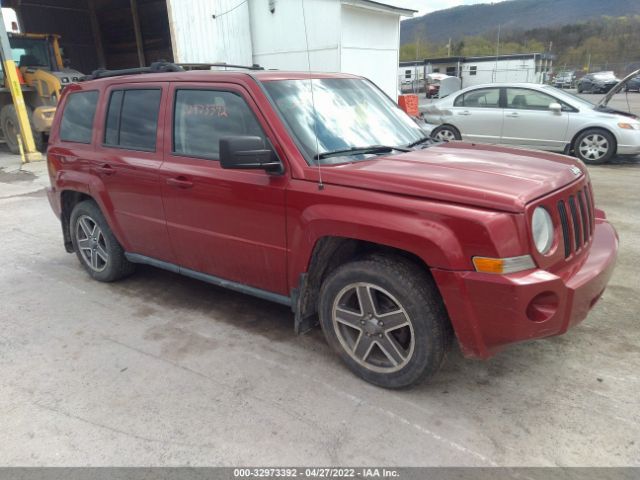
0,33,82,153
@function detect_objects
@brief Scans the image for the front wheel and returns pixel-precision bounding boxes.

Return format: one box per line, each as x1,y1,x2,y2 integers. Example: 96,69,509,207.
431,125,461,143
574,128,616,165
319,255,452,388
70,200,135,282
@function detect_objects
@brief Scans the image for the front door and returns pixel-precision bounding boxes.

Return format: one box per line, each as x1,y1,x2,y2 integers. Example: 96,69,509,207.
159,83,289,295
501,88,570,151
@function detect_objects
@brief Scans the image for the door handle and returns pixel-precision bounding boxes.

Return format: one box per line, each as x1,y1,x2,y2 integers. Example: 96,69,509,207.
166,176,194,189
458,110,471,116
96,164,116,175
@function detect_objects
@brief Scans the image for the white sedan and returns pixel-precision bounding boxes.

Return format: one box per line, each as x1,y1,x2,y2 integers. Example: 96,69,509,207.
422,82,640,164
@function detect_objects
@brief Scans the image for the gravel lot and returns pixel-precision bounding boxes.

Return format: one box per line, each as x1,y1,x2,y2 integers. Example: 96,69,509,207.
0,99,639,466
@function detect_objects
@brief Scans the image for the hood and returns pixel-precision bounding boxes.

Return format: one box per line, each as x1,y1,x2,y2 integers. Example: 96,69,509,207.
597,68,640,108
320,143,585,213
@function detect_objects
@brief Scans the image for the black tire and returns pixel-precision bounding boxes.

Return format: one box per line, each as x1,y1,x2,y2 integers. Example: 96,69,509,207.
70,200,135,282
577,85,583,94
0,104,46,154
431,125,461,143
319,255,452,389
573,128,616,165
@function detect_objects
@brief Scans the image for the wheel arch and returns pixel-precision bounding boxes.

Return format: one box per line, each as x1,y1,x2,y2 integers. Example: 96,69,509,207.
431,123,462,140
292,235,444,334
569,125,618,155
60,187,127,254
60,190,94,252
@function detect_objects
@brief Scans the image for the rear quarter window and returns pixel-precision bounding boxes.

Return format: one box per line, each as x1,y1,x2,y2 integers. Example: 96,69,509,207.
60,91,99,143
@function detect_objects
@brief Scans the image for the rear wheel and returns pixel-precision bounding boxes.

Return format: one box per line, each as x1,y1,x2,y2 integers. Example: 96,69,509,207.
574,128,616,165
431,125,461,143
70,200,135,282
0,104,45,154
319,255,452,388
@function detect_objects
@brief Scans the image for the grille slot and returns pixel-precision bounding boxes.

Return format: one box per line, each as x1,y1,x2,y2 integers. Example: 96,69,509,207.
585,183,594,235
578,190,589,242
557,200,571,258
568,195,581,250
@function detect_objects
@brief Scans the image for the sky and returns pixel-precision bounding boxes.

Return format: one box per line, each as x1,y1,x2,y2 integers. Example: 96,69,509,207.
399,0,507,16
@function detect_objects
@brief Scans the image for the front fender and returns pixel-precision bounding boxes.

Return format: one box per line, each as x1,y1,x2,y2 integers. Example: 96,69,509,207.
289,204,463,283
285,182,528,292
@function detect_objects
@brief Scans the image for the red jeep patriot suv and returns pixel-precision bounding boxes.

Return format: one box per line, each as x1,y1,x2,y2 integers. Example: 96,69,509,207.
46,63,618,388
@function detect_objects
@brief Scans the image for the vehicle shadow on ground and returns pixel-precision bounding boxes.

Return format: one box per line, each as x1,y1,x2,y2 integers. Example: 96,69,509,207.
104,263,566,392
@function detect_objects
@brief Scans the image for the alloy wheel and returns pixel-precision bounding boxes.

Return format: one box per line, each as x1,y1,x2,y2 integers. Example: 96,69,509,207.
331,282,415,373
434,129,457,142
578,134,609,162
75,215,109,272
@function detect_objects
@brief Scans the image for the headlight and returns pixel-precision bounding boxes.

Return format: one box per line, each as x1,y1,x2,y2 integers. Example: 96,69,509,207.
532,207,553,254
618,122,640,130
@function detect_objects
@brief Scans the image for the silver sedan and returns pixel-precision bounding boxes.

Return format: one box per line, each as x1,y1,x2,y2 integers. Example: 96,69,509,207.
422,82,640,164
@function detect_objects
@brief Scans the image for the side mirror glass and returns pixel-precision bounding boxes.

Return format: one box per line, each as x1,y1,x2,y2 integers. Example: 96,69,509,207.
549,102,562,113
219,136,283,174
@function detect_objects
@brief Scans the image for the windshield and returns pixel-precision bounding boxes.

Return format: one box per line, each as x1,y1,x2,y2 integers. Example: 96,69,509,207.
262,78,424,164
9,37,52,69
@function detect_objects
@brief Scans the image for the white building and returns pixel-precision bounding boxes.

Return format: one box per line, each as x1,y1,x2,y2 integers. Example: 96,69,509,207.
8,0,413,98
168,0,415,98
399,53,555,90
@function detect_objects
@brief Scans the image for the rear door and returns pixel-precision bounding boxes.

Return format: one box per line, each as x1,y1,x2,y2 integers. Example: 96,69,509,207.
447,87,503,144
159,82,289,295
501,87,570,151
92,83,175,263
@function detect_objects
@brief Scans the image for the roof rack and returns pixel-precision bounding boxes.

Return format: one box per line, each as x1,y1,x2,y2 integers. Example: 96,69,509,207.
80,61,184,81
80,61,266,81
177,63,265,71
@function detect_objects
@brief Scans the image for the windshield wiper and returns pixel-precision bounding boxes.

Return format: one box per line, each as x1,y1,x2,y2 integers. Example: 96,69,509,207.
406,136,433,148
315,145,410,160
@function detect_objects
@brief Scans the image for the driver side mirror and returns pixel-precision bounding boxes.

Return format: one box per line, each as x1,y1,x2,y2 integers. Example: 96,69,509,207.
219,136,283,174
549,102,562,114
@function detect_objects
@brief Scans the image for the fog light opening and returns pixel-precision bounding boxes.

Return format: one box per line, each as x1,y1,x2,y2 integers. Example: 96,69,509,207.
526,291,559,323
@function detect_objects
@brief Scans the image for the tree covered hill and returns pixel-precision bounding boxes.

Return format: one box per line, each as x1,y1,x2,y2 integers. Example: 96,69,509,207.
400,0,640,45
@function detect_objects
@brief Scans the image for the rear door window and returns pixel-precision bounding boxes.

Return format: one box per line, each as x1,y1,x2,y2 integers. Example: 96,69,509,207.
172,89,265,160
104,89,162,151
453,88,501,108
60,90,99,143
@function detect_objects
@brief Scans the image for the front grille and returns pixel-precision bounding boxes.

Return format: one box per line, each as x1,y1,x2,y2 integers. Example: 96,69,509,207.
556,183,595,258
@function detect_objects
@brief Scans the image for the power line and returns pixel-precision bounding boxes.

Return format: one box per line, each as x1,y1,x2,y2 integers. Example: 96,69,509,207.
212,0,247,19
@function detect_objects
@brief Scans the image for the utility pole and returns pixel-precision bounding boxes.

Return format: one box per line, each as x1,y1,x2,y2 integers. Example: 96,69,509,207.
0,8,41,162
414,34,420,94
447,38,451,57
494,24,501,82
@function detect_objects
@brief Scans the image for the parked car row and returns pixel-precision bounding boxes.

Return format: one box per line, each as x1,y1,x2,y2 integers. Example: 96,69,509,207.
422,82,640,164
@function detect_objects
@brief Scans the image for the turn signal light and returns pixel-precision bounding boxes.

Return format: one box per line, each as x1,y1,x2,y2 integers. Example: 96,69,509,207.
472,255,536,274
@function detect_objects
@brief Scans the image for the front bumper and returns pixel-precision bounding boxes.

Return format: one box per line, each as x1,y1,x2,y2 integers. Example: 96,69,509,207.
432,219,618,358
616,128,640,155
